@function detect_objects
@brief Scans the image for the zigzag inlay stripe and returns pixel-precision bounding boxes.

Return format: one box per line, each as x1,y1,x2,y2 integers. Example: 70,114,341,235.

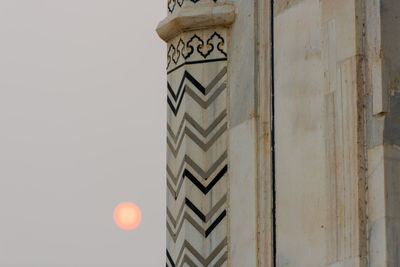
167,152,227,185
185,82,226,109
181,255,198,267
185,166,227,195
168,67,227,100
167,194,227,228
167,249,175,267
168,208,226,241
168,82,227,116
167,110,227,143
166,210,226,242
175,240,227,267
168,238,227,267
167,68,227,116
179,253,227,267
180,252,227,267
213,252,228,267
167,123,227,157
167,165,228,199
167,88,186,116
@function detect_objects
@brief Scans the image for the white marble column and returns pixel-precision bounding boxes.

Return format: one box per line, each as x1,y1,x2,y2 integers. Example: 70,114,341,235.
157,1,235,266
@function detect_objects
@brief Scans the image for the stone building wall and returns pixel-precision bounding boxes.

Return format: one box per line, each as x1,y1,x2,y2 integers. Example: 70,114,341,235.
157,0,400,266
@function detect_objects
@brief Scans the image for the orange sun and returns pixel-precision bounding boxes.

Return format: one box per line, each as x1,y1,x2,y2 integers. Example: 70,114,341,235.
114,202,141,230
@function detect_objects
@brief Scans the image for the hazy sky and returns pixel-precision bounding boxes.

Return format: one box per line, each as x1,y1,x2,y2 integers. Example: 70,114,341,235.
0,1,166,266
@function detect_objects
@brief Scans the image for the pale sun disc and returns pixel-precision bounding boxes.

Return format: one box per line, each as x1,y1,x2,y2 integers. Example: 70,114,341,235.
114,202,141,230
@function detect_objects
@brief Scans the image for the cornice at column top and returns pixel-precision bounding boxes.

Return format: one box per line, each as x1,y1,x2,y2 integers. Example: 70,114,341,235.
156,3,236,42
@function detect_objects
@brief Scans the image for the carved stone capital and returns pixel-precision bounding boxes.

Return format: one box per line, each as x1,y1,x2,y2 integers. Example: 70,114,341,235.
156,3,236,42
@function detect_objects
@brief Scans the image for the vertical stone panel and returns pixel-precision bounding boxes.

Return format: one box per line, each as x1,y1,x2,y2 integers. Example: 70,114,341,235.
274,1,327,266
228,0,256,127
366,0,400,265
321,0,367,265
275,0,367,265
229,119,258,266
227,0,274,266
381,0,400,261
227,0,258,266
322,0,367,265
323,57,363,265
255,0,274,266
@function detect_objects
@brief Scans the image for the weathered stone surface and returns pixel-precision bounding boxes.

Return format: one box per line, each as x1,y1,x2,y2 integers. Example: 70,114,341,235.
156,3,236,42
369,145,400,266
384,92,400,146
274,0,304,16
384,145,400,220
228,119,257,267
228,0,256,127
366,1,400,266
159,0,400,266
274,1,327,266
275,0,367,265
367,145,387,267
366,94,385,149
227,1,268,265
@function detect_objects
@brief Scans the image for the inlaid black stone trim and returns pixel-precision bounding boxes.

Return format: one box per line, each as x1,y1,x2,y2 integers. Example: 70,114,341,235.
167,68,227,116
167,58,227,75
167,32,227,70
167,238,227,266
168,0,218,14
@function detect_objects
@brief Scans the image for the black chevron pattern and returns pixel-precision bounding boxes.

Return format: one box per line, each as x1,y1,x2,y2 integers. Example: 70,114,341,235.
167,110,227,143
167,123,227,157
167,209,226,242
167,195,227,227
167,67,227,116
167,195,227,243
166,45,228,266
167,164,227,200
167,238,227,267
167,152,227,184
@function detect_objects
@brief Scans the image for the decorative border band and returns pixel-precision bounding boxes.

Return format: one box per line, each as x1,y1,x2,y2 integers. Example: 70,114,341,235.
167,32,227,72
167,58,227,75
168,0,218,14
